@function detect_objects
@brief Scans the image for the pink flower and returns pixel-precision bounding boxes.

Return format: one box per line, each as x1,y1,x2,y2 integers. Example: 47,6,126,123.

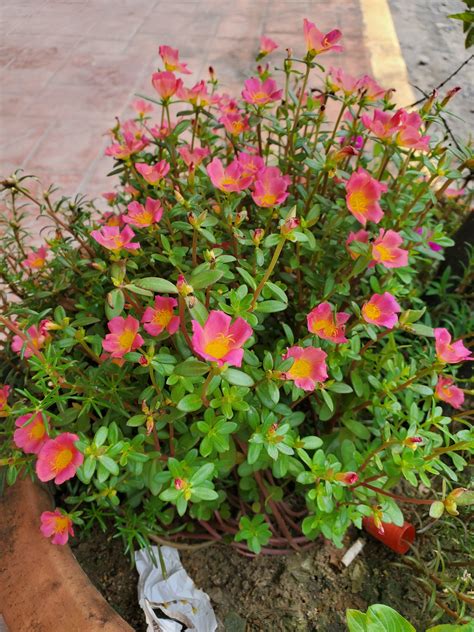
328,67,359,96
36,433,83,485
361,109,404,141
191,310,252,367
259,36,278,56
102,316,144,358
102,192,117,205
283,346,328,391
444,186,466,199
132,99,153,116
346,167,387,226
122,198,163,228
23,246,48,270
434,328,472,364
303,18,343,55
11,321,50,358
207,157,252,193
158,45,191,74
150,121,172,140
0,384,10,411
307,302,350,343
219,112,250,136
346,229,370,259
435,376,464,409
252,166,290,207
371,229,408,269
242,77,282,106
396,125,430,151
362,292,401,329
335,472,359,485
151,71,182,99
40,509,74,545
13,412,49,454
357,74,386,101
237,152,265,182
178,145,210,170
212,93,239,114
135,160,170,185
177,80,210,106
415,227,443,252
142,296,180,336
91,225,140,252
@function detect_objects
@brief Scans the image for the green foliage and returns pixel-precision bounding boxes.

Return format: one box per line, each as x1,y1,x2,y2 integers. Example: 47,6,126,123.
347,604,474,632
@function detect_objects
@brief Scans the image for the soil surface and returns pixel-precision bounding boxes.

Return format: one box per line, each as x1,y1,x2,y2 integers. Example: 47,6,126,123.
389,0,473,141
72,525,438,632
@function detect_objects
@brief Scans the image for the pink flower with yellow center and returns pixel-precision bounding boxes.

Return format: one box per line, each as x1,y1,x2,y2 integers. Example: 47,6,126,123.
177,80,210,106
207,157,252,193
345,167,387,226
252,166,290,208
371,229,408,269
434,328,472,364
435,376,464,409
328,67,359,96
151,71,182,99
0,384,10,411
135,160,170,185
303,18,343,55
91,225,140,253
142,296,180,336
362,292,401,329
11,321,50,358
132,98,153,117
283,346,328,391
346,229,370,260
178,145,210,170
13,412,49,454
158,45,191,74
357,74,386,101
191,310,252,367
395,125,430,151
241,77,282,106
23,246,48,270
307,302,350,343
237,152,265,182
259,36,278,56
122,198,163,228
102,316,144,358
361,108,404,141
40,509,74,545
219,112,250,136
36,433,84,485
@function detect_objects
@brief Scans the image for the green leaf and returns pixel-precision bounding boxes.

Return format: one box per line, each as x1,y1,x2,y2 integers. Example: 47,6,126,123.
189,269,224,289
408,323,434,337
256,300,288,313
236,266,257,290
343,419,370,440
192,487,218,501
346,609,368,632
94,426,108,447
98,455,119,476
177,394,203,412
191,463,215,485
327,382,353,394
429,500,445,519
366,604,415,632
174,360,210,377
105,288,125,319
124,283,153,297
321,389,334,412
127,414,146,427
223,368,255,387
134,277,178,293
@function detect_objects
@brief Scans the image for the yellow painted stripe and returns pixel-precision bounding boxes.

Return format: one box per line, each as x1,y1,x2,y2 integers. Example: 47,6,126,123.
359,0,414,106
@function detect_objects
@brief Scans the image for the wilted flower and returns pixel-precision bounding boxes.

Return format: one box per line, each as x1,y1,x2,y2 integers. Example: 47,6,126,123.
0,384,10,411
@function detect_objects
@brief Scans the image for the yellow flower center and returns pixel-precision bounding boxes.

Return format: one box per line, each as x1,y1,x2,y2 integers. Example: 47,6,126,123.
153,309,173,327
373,243,394,262
289,358,312,379
135,210,153,225
253,91,269,102
348,191,369,214
53,448,73,472
53,515,70,533
29,420,46,440
204,334,233,360
363,303,381,320
118,329,136,351
314,319,338,337
113,235,124,249
260,193,277,206
31,256,45,268
231,122,244,134
221,176,238,187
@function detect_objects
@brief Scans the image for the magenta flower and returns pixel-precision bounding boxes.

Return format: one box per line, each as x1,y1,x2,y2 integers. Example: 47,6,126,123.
361,109,404,141
102,316,144,359
14,412,49,454
0,384,10,411
142,296,180,336
346,167,387,226
36,433,84,485
219,112,250,136
242,77,282,106
158,45,191,74
23,245,49,270
178,145,210,170
259,36,278,56
415,227,443,252
91,225,140,253
307,302,350,343
435,376,464,409
207,157,252,193
434,328,472,364
191,310,252,367
40,509,74,545
371,229,408,269
11,321,50,358
303,18,343,55
135,160,170,185
237,152,265,182
122,198,163,228
252,166,290,208
396,125,430,151
283,346,328,391
151,71,182,99
362,292,401,329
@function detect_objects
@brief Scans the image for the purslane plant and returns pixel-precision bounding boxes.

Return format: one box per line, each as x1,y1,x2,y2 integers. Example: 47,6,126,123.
0,22,473,555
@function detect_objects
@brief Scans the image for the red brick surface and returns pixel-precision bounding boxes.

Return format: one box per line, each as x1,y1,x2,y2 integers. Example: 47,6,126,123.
0,0,371,200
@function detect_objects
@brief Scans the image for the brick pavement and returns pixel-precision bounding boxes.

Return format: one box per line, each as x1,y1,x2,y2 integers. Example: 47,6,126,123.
0,0,376,201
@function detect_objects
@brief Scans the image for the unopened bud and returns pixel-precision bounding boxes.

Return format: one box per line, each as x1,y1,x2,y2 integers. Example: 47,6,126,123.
177,274,193,297
281,217,300,237
252,228,265,246
335,471,359,485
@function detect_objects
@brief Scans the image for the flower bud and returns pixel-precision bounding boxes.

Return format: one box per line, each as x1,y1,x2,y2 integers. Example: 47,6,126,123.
280,217,300,237
252,228,264,246
174,478,184,490
177,274,193,296
335,471,359,485
403,436,423,450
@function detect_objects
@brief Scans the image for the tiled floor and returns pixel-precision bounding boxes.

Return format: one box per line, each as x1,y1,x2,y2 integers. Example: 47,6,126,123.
0,0,373,200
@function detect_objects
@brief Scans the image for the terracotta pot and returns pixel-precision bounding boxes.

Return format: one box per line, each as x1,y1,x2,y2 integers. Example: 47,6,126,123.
362,516,415,554
0,477,134,632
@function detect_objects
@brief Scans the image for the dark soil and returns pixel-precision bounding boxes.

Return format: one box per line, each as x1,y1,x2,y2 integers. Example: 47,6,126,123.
72,525,435,632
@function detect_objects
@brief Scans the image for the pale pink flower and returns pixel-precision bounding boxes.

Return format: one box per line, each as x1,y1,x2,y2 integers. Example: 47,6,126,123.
307,302,350,343
178,145,210,170
241,77,282,106
212,93,239,114
283,346,328,391
346,167,387,226
219,112,250,136
357,75,386,101
177,80,210,106
259,36,278,56
122,198,163,228
135,160,170,185
435,376,464,409
252,166,290,207
36,433,83,485
13,412,49,454
371,229,408,268
362,292,401,329
23,246,49,270
132,99,153,116
40,509,74,545
152,71,182,99
102,316,144,358
207,157,252,193
434,328,472,364
328,67,359,96
142,296,180,336
158,45,191,74
91,225,140,252
11,321,50,358
191,310,252,367
395,126,430,151
303,18,343,55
